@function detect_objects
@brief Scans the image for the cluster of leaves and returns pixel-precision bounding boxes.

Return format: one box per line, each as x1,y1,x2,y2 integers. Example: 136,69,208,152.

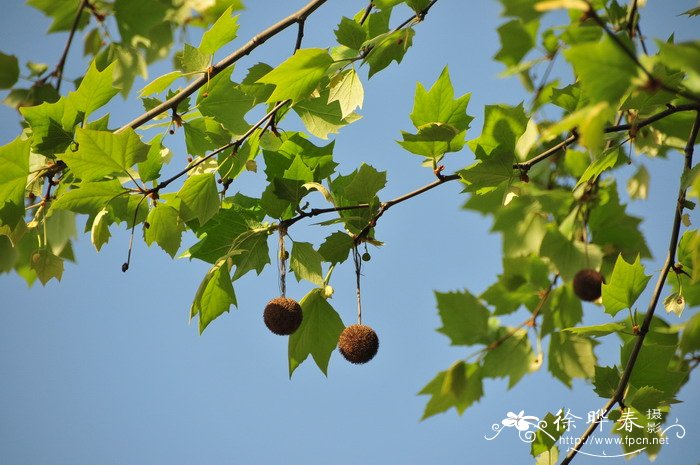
1,0,699,463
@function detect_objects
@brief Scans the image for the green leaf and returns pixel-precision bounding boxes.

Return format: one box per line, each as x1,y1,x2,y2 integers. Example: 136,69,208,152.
51,180,126,215
410,67,473,132
564,35,637,103
621,342,686,397
20,98,79,155
498,0,541,21
199,6,239,55
63,128,150,181
318,231,354,264
288,289,345,376
197,67,253,134
343,163,386,204
190,260,237,333
588,182,650,260
538,225,602,282
626,386,666,413
364,28,415,78
239,63,275,104
257,48,334,103
138,71,182,97
0,138,30,215
548,331,597,387
680,312,700,354
576,146,621,186
178,173,220,226
441,361,468,397
144,204,185,258
481,328,533,387
334,17,367,50
0,52,19,88
530,412,566,457
494,19,539,68
290,241,324,286
28,0,89,33
29,249,64,285
293,89,361,139
593,365,620,398
563,322,626,338
230,228,270,280
138,134,168,182
602,254,651,317
114,0,168,43
183,117,230,156
68,60,119,118
186,198,266,264
178,43,211,73
418,363,483,419
468,103,528,159
435,290,490,345
460,154,515,194
657,41,700,78
95,43,147,97
627,164,649,200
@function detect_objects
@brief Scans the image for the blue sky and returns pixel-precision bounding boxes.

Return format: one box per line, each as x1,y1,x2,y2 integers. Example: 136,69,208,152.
1,1,699,464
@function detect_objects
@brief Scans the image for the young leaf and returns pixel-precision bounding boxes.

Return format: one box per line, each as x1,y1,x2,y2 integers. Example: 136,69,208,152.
663,292,685,317
199,6,240,55
290,241,324,286
257,48,334,103
288,289,345,377
601,254,651,317
562,322,626,338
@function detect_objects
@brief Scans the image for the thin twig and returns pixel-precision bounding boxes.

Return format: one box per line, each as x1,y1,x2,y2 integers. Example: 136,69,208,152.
153,99,289,192
585,2,700,103
560,110,700,465
359,3,373,25
117,0,329,132
53,0,89,92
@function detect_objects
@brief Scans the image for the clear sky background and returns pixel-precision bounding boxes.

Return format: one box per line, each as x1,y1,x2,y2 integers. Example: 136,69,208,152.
0,1,698,464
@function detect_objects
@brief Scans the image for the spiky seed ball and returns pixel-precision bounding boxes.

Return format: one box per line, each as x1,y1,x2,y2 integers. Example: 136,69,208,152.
338,324,379,364
264,297,303,335
573,269,604,302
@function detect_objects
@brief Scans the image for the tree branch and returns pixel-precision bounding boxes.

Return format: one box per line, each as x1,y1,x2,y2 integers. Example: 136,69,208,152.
514,103,700,171
117,0,329,132
560,110,700,465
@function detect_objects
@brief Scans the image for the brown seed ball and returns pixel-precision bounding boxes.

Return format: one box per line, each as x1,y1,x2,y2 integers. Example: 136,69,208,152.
338,324,379,364
263,297,303,335
573,269,604,302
